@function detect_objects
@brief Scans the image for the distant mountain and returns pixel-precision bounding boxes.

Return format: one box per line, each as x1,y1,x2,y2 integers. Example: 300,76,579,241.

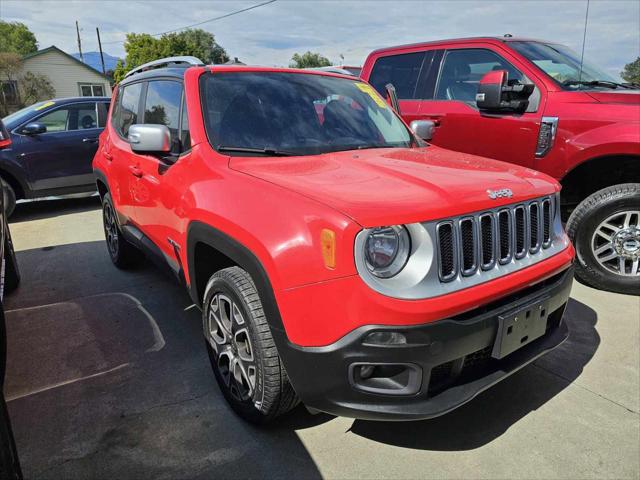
72,51,120,73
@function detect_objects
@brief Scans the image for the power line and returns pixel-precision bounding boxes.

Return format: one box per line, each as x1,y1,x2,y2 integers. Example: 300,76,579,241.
100,0,277,45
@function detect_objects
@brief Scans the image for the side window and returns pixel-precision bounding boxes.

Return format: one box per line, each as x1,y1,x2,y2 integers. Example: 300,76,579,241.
144,80,183,153
97,102,109,128
115,82,142,137
35,103,99,132
37,108,69,132
435,48,524,102
368,52,426,99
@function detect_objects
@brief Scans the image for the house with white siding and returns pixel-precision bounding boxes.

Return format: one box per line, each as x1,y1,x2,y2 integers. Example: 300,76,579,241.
1,45,112,113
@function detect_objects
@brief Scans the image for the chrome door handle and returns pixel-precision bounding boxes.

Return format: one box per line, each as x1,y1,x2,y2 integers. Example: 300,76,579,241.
82,137,98,143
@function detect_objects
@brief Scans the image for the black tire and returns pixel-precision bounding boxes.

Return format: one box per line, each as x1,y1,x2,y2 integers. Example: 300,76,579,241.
203,266,299,424
102,193,140,269
1,181,15,219
3,223,20,295
567,183,640,295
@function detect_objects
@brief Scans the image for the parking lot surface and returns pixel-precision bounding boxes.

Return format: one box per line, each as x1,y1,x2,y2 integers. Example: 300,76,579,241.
4,197,640,480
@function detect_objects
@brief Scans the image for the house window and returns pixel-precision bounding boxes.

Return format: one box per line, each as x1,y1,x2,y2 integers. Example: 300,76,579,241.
79,83,106,97
1,81,19,105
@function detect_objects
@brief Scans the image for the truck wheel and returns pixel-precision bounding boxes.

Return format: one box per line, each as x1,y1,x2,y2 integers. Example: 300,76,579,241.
2,223,20,295
567,183,640,295
102,193,140,269
202,266,299,423
1,180,16,219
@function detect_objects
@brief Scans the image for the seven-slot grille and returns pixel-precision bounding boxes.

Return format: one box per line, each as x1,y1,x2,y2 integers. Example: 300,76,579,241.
436,197,554,282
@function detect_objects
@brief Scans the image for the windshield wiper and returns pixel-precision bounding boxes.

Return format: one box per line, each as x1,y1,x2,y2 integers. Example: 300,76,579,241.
562,79,634,90
217,146,296,156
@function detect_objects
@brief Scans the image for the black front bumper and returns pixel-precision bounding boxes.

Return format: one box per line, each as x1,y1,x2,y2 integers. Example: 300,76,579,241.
277,266,574,421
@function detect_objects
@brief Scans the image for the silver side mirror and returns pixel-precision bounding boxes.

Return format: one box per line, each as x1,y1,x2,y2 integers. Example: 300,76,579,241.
410,120,435,142
128,124,171,153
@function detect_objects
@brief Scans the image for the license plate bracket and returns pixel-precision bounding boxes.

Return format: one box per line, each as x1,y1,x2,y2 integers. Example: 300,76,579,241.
491,297,550,360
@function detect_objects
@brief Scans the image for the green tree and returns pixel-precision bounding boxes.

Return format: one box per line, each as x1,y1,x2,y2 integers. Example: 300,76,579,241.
289,51,331,69
621,57,640,84
18,71,55,106
113,29,229,83
0,21,38,55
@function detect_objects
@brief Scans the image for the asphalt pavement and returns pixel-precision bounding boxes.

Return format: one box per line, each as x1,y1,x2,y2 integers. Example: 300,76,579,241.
4,197,639,479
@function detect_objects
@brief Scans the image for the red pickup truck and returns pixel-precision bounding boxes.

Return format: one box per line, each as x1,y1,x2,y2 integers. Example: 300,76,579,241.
361,37,639,295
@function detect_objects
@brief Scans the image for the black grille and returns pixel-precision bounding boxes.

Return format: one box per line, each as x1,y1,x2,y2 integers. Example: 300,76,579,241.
480,215,494,268
435,196,554,282
437,222,455,280
498,210,511,263
542,199,551,245
514,206,526,258
460,218,476,274
529,202,540,252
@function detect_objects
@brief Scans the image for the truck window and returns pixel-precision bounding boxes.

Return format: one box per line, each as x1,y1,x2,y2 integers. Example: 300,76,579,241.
368,52,426,99
435,48,524,103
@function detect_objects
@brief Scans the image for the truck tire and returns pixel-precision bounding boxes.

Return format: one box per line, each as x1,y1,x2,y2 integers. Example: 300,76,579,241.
2,223,20,295
202,266,299,423
1,181,15,219
102,193,140,269
567,183,640,295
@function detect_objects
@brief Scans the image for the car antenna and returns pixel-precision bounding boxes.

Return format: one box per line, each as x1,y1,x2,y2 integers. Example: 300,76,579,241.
578,0,590,84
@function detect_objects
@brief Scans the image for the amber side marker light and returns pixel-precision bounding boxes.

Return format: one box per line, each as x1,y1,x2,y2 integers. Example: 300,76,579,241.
321,229,336,269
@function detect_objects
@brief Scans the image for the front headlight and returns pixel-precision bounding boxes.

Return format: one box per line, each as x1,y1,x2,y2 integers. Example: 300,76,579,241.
364,225,411,278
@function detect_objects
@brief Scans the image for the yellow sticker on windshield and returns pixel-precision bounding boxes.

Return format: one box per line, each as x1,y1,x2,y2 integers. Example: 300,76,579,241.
34,101,55,111
355,83,387,109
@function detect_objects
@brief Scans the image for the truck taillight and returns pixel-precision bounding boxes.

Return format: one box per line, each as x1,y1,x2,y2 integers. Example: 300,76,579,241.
536,117,559,157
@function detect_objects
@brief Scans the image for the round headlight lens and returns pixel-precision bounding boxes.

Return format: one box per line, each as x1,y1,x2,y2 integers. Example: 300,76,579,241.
364,225,411,278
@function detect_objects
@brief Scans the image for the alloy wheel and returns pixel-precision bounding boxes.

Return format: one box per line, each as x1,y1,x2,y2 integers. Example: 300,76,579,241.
591,210,640,277
204,293,257,403
103,202,119,257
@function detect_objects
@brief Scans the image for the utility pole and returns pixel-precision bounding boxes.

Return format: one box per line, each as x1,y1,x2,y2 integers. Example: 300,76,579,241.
96,27,106,75
76,21,84,62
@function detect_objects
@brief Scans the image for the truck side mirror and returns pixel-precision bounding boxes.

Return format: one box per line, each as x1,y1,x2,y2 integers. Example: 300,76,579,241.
476,70,534,113
410,120,435,141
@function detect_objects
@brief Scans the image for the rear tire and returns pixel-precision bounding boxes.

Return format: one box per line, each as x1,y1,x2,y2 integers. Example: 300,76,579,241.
102,193,140,269
202,266,299,424
567,183,640,295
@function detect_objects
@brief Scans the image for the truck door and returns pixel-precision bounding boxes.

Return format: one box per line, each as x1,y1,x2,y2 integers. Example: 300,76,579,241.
416,46,544,169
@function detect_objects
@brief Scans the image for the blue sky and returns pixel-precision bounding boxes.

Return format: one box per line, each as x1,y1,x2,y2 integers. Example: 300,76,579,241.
1,0,638,78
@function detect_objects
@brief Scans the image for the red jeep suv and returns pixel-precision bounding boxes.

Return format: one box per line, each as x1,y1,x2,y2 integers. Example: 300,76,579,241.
94,57,575,423
361,37,639,295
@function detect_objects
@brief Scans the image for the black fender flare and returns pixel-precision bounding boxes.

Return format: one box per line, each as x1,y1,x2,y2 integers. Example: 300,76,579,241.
93,168,110,195
186,221,287,335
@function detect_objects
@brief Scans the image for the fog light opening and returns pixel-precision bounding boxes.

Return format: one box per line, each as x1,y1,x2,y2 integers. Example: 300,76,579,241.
349,363,422,396
363,331,407,346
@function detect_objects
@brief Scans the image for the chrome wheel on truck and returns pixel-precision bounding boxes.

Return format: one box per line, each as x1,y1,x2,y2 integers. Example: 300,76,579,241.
591,210,640,277
567,183,640,295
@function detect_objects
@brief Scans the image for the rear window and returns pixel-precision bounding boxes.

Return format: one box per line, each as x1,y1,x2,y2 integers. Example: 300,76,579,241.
368,52,426,99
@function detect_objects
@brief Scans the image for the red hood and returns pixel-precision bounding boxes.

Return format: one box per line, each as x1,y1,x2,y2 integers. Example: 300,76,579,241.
585,89,640,105
229,146,559,227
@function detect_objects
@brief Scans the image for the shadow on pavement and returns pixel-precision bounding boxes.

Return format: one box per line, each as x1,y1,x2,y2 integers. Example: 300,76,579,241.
5,240,325,479
9,195,101,224
349,298,599,451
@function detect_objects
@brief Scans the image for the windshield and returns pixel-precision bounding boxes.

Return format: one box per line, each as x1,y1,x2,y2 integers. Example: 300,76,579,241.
2,100,59,128
510,41,620,89
200,72,413,156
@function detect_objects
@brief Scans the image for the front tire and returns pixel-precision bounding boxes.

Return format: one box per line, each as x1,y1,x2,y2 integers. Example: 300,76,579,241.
567,183,640,295
1,181,16,219
102,193,140,269
202,266,299,424
2,224,19,295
